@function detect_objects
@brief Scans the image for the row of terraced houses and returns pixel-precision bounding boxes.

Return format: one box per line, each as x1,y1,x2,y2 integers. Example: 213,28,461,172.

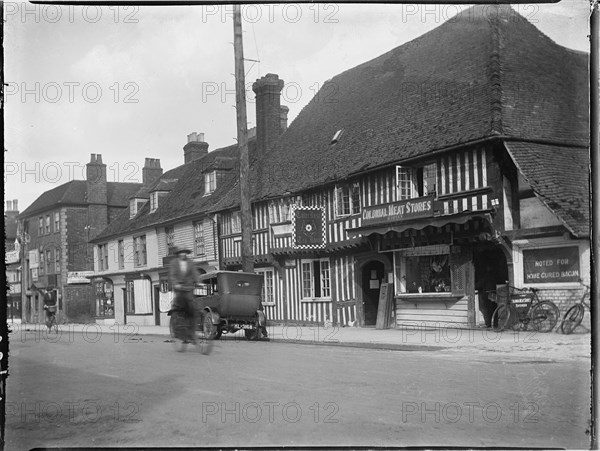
17,6,590,330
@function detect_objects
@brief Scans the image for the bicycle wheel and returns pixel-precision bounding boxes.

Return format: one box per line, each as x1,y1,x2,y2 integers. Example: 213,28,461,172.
50,316,59,334
530,301,560,332
561,303,584,335
493,304,511,331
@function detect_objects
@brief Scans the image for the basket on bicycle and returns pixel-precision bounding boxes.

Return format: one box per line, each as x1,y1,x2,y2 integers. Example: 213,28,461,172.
46,305,57,313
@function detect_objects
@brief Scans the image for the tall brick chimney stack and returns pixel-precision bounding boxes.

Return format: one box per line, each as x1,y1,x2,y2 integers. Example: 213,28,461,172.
184,132,209,163
86,154,107,204
85,154,108,243
280,106,289,133
143,158,163,186
252,74,285,153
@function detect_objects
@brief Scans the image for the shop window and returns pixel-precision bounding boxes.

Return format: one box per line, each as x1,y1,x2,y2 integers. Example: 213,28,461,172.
404,254,450,293
95,281,115,318
301,259,331,300
395,245,451,294
396,163,437,200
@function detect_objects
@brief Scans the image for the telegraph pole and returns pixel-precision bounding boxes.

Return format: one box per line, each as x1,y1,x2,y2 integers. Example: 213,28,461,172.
233,5,254,273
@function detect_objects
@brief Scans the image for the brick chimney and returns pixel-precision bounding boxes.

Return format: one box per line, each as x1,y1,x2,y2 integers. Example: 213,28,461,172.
85,154,108,246
184,132,209,163
143,158,163,186
252,74,285,153
280,106,289,133
86,154,107,204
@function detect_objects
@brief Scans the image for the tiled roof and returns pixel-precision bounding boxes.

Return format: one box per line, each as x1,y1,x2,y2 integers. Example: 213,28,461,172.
92,142,245,242
19,180,141,218
505,142,590,238
213,5,588,212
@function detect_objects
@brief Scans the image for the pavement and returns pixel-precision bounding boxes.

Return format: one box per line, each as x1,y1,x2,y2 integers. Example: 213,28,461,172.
8,318,592,361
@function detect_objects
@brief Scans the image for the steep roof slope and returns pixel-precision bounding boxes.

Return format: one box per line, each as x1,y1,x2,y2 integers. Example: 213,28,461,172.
92,142,244,242
19,180,141,218
254,5,587,199
212,5,589,227
506,142,589,238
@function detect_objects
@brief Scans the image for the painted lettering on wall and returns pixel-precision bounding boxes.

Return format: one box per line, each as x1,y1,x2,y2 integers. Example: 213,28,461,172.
523,247,580,283
362,196,434,226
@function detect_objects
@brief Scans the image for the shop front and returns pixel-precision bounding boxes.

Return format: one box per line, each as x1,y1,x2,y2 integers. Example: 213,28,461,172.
92,278,116,325
349,196,505,328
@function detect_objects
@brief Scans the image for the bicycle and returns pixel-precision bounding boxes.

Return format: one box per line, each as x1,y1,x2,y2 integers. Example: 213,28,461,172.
44,305,59,334
169,310,212,354
492,285,560,333
560,283,590,335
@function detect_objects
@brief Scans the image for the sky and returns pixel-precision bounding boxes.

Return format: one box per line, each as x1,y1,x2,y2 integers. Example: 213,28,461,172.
4,1,591,212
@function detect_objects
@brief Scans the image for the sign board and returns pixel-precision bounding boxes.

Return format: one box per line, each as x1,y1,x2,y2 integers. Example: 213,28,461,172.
362,196,434,226
5,250,19,264
292,206,326,249
523,247,580,284
376,282,393,330
67,271,94,284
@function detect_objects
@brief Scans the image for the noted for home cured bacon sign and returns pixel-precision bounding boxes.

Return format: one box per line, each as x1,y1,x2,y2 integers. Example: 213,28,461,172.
523,247,580,283
362,196,434,226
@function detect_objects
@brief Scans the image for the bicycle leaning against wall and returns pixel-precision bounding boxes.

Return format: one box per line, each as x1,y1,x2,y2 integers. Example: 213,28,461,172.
560,283,590,335
491,284,560,333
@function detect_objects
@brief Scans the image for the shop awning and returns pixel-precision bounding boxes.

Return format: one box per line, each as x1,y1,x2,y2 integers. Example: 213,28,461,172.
346,212,493,239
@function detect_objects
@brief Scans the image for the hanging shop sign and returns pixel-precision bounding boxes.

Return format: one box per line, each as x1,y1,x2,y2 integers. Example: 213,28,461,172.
292,206,326,249
362,196,434,226
67,271,94,284
523,246,580,284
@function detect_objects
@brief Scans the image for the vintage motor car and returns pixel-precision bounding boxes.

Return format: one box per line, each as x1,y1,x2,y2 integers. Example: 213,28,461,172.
195,270,266,340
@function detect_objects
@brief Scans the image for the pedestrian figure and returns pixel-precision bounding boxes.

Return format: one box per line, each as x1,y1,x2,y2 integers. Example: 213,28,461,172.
169,247,200,339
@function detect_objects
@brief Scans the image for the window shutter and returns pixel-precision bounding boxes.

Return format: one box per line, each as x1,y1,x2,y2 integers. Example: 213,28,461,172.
450,245,471,297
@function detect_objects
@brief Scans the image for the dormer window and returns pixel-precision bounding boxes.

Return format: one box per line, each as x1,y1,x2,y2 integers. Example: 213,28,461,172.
130,198,147,219
204,171,217,194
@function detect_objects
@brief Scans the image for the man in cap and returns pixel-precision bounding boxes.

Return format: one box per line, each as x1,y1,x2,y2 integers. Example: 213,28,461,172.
169,246,200,325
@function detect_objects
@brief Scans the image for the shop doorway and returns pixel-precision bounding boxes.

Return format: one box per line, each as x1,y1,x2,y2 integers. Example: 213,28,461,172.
474,246,509,327
362,261,385,326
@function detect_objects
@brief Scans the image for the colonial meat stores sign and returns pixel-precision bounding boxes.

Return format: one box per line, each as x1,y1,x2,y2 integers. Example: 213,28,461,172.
362,196,434,226
523,247,580,283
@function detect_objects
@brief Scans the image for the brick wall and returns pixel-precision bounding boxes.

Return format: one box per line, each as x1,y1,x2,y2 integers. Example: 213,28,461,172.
536,286,590,329
63,285,94,322
65,207,92,271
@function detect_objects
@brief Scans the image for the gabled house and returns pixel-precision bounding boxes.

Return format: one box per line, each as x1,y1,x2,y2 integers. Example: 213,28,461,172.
17,155,143,323
89,133,244,326
212,5,590,328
